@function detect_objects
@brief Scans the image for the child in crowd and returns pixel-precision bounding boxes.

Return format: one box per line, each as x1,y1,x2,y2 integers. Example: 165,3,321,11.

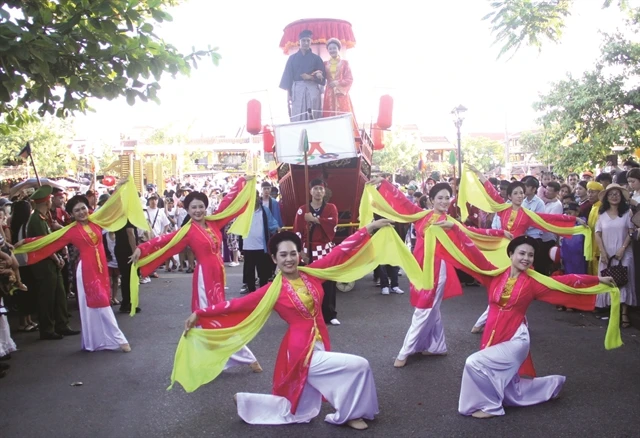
538,171,552,200
557,202,587,312
559,202,587,275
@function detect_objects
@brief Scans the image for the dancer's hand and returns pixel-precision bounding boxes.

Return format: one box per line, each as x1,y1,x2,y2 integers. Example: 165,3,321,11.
433,221,454,230
598,276,615,287
576,218,587,226
129,248,141,264
115,176,129,189
245,175,256,182
366,218,394,234
466,164,480,174
13,239,24,248
467,165,487,183
504,231,514,240
184,312,198,335
367,176,385,186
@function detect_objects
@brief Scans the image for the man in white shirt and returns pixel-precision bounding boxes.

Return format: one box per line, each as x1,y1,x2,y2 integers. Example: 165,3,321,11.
539,181,563,275
521,177,546,274
241,197,279,294
143,193,171,280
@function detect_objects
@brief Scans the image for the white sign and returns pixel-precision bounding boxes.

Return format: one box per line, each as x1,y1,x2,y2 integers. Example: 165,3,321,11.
274,114,357,165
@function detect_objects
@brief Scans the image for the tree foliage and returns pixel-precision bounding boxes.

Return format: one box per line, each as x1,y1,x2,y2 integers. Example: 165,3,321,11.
517,130,546,154
461,136,505,173
372,129,420,181
0,0,220,131
0,119,76,177
144,126,188,145
94,141,119,174
533,9,640,174
143,127,203,173
484,0,628,58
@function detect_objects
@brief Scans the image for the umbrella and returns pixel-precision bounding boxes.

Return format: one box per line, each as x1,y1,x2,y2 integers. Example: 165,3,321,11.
53,179,80,189
9,178,65,197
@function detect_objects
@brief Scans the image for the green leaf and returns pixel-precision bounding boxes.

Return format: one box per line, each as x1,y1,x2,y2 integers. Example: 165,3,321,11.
150,9,164,22
125,89,136,106
141,23,153,33
0,83,10,102
125,16,134,32
126,61,140,79
40,8,53,24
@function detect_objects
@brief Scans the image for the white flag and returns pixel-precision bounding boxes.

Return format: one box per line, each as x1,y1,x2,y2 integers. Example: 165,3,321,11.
274,114,357,165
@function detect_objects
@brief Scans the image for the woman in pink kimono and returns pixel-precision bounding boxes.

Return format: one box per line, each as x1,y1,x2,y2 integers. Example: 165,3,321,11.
183,220,392,430
458,235,615,418
131,178,261,372
17,195,130,352
367,177,510,367
322,38,358,135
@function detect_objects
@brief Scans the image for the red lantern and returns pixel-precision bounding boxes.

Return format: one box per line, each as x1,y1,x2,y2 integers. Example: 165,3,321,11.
262,124,274,153
377,95,393,130
372,124,384,150
102,176,116,187
268,169,278,179
247,100,262,135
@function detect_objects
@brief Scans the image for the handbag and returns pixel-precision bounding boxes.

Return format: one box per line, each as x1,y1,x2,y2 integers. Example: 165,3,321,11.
600,257,628,288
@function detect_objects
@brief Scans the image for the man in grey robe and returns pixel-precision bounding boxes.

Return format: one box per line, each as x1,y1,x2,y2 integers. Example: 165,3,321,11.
279,29,326,122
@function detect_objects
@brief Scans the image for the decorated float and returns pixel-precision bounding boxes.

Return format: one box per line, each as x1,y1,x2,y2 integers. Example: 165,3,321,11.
245,18,393,292
248,18,392,243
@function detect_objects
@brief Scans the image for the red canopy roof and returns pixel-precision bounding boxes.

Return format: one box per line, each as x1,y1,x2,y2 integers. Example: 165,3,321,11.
279,18,356,54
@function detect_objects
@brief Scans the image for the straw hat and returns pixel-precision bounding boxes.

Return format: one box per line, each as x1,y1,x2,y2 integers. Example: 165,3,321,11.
598,183,630,202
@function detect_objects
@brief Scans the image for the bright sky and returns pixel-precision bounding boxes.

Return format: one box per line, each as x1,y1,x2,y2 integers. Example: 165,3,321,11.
73,0,636,143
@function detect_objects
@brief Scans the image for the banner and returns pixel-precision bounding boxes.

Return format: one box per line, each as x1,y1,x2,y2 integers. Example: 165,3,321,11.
274,114,357,165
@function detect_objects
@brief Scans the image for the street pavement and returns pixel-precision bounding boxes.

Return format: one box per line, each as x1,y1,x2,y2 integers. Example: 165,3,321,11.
2,266,640,438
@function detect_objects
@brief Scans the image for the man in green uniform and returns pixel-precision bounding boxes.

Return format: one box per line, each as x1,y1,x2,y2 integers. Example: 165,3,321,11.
27,186,80,340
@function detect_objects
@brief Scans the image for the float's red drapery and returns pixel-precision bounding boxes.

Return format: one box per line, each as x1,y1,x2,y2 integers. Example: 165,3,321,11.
279,19,356,54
